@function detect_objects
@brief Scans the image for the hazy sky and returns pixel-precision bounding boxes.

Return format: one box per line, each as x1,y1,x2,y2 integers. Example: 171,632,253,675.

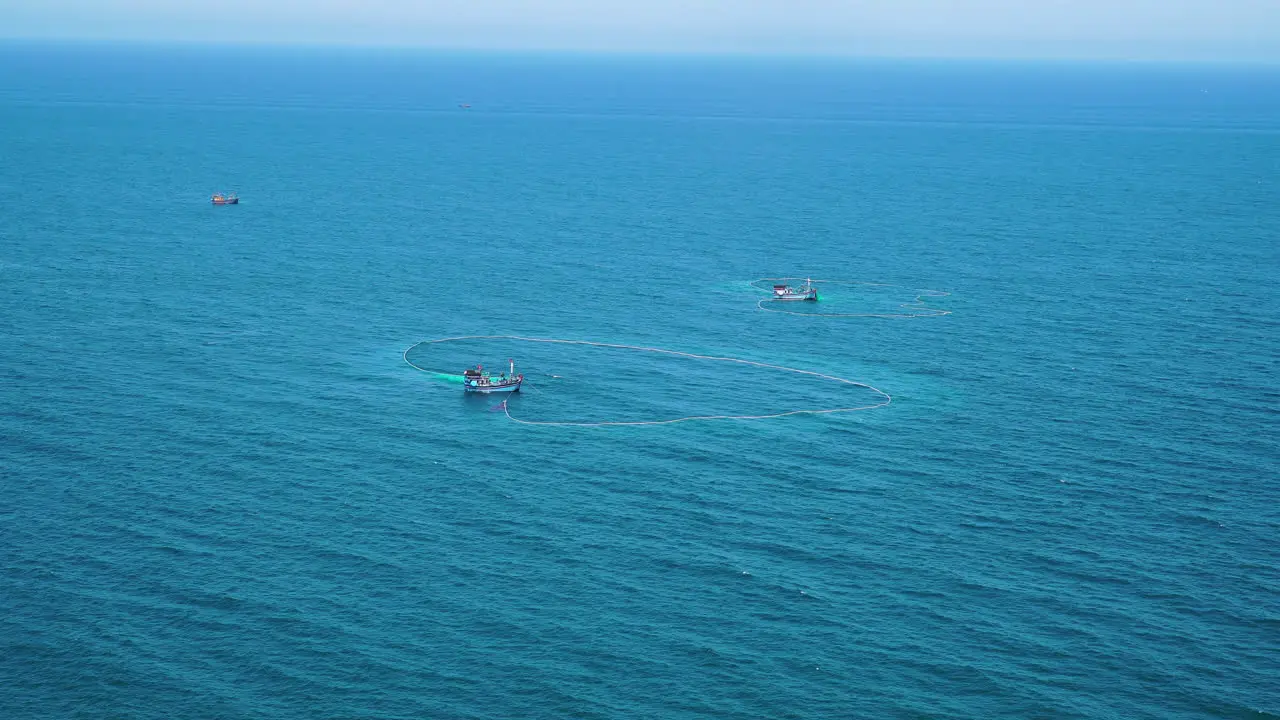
3,0,1278,60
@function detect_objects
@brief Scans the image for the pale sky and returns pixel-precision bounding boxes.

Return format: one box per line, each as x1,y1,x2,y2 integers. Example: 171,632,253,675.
3,0,1278,61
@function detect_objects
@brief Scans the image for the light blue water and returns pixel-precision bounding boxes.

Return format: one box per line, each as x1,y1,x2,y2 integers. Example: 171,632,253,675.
1,44,1278,718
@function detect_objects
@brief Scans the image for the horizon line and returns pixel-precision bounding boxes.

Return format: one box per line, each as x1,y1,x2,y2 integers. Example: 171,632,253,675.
2,36,1279,67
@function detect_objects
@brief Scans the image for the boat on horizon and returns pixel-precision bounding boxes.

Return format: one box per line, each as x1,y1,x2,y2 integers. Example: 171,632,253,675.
211,192,239,205
772,279,818,301
462,360,523,393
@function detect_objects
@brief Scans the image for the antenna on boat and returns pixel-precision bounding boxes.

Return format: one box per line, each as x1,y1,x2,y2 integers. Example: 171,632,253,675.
509,358,514,376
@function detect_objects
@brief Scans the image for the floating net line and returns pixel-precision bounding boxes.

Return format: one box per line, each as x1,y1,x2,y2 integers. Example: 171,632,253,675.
403,335,891,428
751,277,952,318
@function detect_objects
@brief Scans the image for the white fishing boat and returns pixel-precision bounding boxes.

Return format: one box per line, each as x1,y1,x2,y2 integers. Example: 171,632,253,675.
462,360,523,393
772,279,818,301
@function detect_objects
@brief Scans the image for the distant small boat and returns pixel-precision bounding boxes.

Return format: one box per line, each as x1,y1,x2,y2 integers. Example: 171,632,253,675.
211,193,239,205
772,279,818,301
462,360,523,393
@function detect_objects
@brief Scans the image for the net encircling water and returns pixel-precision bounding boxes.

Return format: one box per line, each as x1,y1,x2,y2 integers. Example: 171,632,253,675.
404,335,892,428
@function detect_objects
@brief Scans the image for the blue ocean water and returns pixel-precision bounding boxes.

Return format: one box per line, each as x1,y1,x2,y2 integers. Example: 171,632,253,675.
1,43,1278,718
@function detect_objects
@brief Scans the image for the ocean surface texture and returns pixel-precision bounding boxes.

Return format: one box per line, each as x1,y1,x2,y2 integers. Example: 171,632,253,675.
1,45,1277,719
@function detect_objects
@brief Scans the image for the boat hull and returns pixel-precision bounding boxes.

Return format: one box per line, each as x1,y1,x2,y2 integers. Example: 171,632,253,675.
212,198,239,205
774,292,818,301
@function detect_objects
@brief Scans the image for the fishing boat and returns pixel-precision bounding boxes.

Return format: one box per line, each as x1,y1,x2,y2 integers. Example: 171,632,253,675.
211,192,239,205
462,360,523,393
772,279,818,301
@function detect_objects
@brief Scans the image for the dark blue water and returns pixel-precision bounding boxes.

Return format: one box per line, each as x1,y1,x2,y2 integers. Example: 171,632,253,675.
2,43,1278,718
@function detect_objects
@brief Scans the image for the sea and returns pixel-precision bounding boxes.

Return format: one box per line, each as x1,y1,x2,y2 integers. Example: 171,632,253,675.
1,43,1277,719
